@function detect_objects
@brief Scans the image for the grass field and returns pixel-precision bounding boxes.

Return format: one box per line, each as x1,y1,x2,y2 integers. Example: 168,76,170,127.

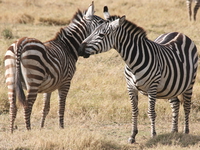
0,0,200,149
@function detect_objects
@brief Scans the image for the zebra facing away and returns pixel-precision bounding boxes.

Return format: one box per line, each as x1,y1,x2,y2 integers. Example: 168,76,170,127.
4,2,105,133
78,14,198,143
186,0,200,20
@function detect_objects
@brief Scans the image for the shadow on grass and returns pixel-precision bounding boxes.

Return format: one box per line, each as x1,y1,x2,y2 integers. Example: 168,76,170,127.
145,133,200,148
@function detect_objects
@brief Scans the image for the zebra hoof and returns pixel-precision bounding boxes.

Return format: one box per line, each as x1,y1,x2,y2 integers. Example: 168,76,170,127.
184,128,189,134
128,137,135,144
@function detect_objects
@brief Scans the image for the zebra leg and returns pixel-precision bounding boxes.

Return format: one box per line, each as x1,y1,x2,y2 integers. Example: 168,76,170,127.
40,93,51,128
58,84,70,128
193,1,200,21
9,90,17,133
182,89,193,134
169,97,180,133
147,94,157,137
23,91,38,130
127,87,139,144
186,0,192,20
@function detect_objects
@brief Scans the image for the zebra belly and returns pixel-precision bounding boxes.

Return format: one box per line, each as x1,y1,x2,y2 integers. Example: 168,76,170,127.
131,72,191,99
38,75,63,93
136,82,188,99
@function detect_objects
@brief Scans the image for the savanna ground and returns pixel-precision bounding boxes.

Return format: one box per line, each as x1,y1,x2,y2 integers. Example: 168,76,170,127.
0,0,200,149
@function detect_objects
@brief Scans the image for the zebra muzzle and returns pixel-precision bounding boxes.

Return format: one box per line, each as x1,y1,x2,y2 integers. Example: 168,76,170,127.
78,43,90,58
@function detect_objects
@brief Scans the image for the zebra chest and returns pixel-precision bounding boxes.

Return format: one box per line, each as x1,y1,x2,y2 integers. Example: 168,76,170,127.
131,74,150,95
125,66,161,96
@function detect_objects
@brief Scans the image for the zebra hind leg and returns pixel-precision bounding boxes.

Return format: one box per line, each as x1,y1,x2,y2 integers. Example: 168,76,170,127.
187,0,192,20
41,93,51,128
23,91,38,130
9,92,17,133
58,85,70,129
169,97,180,133
193,1,200,20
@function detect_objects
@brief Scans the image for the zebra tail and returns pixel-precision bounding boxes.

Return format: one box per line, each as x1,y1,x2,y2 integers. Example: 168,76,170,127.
15,38,26,106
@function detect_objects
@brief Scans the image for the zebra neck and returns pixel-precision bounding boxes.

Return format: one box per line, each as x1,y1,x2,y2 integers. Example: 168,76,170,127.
57,27,86,60
116,31,158,74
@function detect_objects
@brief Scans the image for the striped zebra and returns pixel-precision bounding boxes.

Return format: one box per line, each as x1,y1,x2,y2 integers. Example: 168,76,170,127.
4,2,105,133
186,0,200,20
78,13,198,143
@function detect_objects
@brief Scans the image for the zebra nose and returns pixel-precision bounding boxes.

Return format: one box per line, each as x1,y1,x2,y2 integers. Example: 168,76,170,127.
78,42,87,56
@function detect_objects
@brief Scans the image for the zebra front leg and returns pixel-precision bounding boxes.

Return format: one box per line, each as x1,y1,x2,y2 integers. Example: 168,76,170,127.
41,93,51,128
169,97,180,133
147,94,157,137
58,85,69,128
127,88,139,144
182,90,192,134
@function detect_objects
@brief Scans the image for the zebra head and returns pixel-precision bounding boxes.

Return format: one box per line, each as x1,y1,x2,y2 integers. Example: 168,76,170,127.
68,1,107,58
79,15,126,58
82,1,104,32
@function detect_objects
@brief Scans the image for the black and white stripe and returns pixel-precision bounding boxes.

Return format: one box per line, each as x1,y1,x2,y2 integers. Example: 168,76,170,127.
186,0,200,20
79,14,198,143
4,2,105,133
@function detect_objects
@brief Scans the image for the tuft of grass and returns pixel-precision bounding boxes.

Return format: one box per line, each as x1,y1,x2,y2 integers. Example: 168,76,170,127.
145,133,200,148
39,17,70,26
0,128,129,150
1,28,13,39
0,94,9,114
17,13,35,24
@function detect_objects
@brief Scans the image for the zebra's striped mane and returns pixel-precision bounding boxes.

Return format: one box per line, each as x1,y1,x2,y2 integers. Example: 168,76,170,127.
71,9,84,24
107,15,120,22
46,9,86,43
108,15,147,38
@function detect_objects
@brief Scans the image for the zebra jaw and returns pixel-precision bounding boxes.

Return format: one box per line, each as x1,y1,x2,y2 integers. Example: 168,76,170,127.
78,42,91,58
83,54,90,58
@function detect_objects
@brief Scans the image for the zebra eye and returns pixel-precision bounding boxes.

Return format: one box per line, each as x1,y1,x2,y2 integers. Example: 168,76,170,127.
99,33,104,37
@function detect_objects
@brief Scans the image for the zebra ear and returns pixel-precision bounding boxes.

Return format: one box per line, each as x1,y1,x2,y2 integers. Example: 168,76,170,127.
119,15,126,25
84,1,95,20
109,16,125,30
103,6,110,20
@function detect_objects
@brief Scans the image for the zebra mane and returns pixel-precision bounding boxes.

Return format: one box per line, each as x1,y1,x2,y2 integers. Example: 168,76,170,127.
71,9,84,24
108,15,147,38
48,9,86,42
107,15,120,22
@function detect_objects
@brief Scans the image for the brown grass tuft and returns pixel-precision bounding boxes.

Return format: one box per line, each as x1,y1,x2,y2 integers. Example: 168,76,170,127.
17,13,35,24
39,17,70,26
145,133,200,148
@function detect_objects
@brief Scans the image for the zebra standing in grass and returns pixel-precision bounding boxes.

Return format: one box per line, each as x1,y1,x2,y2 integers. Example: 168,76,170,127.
4,2,105,133
186,0,200,20
79,12,198,143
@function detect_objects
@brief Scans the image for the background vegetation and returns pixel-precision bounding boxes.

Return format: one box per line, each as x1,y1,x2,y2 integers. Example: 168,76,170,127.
0,0,200,149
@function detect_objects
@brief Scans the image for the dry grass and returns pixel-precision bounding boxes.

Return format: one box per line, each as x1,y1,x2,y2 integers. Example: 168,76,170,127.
0,0,200,149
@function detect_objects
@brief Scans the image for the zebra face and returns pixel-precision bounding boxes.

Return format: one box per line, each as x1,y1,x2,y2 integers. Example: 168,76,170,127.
79,16,125,58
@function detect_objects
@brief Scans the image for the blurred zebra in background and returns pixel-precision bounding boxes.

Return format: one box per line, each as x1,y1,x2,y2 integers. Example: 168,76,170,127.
79,12,198,143
4,2,105,133
186,0,200,20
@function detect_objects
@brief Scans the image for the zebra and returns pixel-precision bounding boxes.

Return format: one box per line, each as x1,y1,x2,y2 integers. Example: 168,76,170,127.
186,0,200,20
78,13,198,143
4,2,105,133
